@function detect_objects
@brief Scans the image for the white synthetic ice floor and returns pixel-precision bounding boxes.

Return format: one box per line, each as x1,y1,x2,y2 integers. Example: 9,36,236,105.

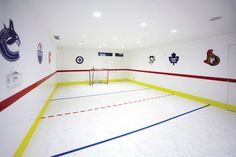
24,82,236,157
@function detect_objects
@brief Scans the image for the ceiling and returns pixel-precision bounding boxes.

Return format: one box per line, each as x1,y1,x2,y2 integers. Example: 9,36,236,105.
22,0,236,51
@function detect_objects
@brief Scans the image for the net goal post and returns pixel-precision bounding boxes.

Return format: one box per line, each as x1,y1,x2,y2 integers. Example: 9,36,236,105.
89,68,109,86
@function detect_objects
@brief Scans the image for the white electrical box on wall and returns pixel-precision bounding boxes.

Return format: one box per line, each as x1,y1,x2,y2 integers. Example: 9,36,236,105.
6,71,23,89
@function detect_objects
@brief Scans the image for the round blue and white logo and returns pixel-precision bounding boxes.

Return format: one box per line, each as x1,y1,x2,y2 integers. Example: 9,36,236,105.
76,56,84,64
37,43,43,64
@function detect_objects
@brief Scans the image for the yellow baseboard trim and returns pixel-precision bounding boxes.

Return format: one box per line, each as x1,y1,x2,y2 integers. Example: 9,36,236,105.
127,79,236,113
13,84,58,157
13,78,236,156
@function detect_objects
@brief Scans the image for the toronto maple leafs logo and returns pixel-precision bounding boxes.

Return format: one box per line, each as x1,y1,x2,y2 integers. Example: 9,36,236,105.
169,53,179,65
0,19,21,62
149,56,156,64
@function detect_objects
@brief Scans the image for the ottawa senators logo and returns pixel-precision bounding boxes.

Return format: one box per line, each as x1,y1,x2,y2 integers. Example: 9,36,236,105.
204,49,220,66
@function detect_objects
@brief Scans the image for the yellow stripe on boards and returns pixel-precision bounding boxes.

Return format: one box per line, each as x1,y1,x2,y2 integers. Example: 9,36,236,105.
127,79,236,113
13,85,58,157
13,78,236,157
14,78,129,156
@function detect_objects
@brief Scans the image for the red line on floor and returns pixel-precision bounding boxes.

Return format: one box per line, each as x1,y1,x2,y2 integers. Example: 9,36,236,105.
41,94,172,120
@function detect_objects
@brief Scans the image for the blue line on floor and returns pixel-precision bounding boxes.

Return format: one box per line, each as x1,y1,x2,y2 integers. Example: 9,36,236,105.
51,104,210,157
50,88,150,101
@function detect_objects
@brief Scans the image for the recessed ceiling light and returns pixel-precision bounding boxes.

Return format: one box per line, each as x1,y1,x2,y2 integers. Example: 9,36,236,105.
137,40,141,44
83,34,87,38
171,29,177,33
140,22,147,26
209,16,222,21
93,12,102,17
113,38,117,41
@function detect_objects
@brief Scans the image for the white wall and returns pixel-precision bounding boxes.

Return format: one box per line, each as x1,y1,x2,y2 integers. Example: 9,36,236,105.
127,34,236,105
228,44,236,105
0,0,57,156
57,48,128,82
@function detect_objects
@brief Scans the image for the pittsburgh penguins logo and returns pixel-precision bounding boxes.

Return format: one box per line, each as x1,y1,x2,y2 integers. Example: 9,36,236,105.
149,56,156,64
76,56,84,64
0,19,21,62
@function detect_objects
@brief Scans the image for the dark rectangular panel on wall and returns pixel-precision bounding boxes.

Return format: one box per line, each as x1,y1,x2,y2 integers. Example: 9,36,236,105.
98,52,113,56
115,53,124,57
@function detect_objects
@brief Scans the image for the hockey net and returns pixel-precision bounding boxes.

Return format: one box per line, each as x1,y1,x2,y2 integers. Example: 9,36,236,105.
89,68,109,86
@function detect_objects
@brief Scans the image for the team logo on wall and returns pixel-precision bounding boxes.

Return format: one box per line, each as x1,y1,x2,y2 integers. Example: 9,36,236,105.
169,53,179,65
76,56,84,64
149,56,156,64
37,43,43,64
204,49,220,66
48,51,52,64
0,19,21,62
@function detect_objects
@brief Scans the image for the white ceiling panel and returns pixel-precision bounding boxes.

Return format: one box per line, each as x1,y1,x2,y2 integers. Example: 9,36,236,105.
21,0,236,51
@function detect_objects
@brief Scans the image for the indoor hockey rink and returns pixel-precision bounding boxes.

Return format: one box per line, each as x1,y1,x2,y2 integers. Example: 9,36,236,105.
24,82,236,157
1,0,236,157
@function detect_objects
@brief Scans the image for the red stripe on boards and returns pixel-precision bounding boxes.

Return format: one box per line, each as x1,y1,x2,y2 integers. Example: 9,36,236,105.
0,72,56,112
1,68,236,112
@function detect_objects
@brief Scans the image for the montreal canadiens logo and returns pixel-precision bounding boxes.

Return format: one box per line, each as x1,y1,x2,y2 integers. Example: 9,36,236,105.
76,56,84,64
0,19,21,62
37,43,43,64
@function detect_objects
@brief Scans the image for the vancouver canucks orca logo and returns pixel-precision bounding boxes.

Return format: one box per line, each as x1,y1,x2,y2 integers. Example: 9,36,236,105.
0,19,21,62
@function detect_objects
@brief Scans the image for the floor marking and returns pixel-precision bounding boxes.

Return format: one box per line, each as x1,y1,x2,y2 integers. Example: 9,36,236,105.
51,104,210,157
41,94,173,120
50,88,150,101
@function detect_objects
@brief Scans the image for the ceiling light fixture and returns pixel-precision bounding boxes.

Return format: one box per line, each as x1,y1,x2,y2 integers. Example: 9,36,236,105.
140,22,147,26
83,34,87,38
171,29,177,33
79,41,85,45
93,12,102,17
113,38,117,41
137,40,141,44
